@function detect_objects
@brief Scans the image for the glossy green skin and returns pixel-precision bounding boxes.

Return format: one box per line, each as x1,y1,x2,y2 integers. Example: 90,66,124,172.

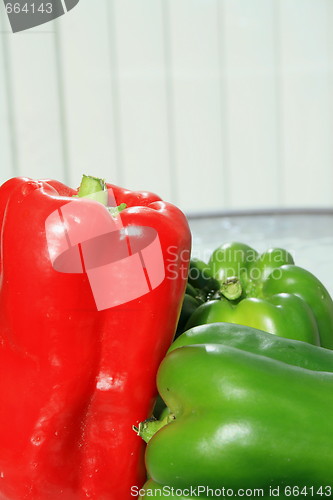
186,242,333,348
144,343,333,494
175,262,219,337
176,293,200,334
188,258,220,293
170,323,333,372
263,265,333,349
186,293,320,345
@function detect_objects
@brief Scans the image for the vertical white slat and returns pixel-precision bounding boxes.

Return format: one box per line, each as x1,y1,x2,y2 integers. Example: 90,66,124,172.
56,0,118,190
111,0,172,200
167,0,225,213
3,19,65,181
328,1,333,209
0,8,16,184
279,0,333,207
222,0,280,209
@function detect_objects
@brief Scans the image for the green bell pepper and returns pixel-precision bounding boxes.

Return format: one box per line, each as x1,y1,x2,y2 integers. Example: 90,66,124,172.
185,242,333,348
187,258,220,294
175,283,204,335
175,258,241,338
170,322,333,370
137,324,333,498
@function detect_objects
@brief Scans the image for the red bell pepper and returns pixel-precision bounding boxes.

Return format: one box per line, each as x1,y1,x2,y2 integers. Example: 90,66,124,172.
0,176,191,499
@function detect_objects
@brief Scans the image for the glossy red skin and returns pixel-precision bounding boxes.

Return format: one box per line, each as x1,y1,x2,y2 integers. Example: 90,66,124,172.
0,177,191,500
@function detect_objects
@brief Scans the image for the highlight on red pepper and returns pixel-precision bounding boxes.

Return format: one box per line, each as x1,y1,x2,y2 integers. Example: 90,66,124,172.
0,175,191,499
46,175,166,310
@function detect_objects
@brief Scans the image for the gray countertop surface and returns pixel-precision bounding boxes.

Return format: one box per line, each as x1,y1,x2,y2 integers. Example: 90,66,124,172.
188,213,333,295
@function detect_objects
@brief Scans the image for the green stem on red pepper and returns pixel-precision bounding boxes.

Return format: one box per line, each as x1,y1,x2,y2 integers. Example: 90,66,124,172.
77,174,108,205
76,174,127,216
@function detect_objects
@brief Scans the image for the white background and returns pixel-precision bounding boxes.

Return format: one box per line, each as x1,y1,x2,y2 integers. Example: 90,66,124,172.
0,0,332,214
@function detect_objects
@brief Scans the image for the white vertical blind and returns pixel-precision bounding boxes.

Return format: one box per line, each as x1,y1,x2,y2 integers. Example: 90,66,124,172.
166,0,225,211
111,0,173,200
56,0,118,188
279,0,333,207
222,0,281,208
0,9,65,180
0,0,332,213
0,10,15,181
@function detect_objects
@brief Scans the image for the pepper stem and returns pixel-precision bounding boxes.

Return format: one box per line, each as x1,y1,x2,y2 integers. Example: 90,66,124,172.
77,174,108,206
108,203,127,217
133,412,175,443
220,277,242,301
76,175,127,216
